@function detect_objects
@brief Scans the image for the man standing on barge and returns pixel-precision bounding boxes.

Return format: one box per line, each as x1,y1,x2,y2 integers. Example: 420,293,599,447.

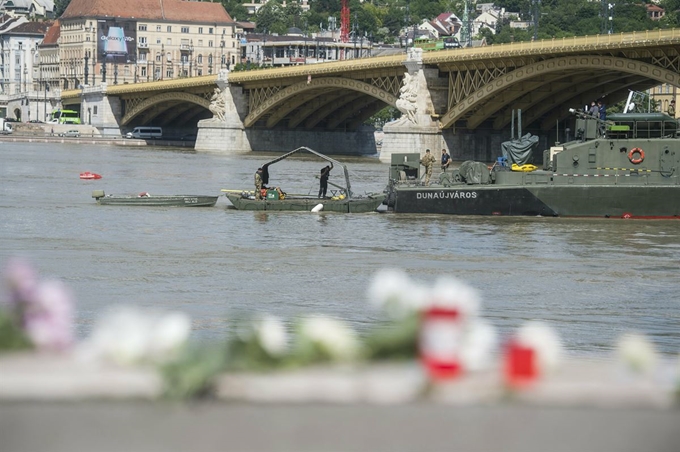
420,149,436,185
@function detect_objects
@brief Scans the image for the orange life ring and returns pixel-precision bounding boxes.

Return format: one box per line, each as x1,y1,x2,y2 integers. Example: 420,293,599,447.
628,147,644,164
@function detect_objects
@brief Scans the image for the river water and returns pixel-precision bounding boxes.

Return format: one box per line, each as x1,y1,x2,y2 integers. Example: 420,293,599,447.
1,141,679,357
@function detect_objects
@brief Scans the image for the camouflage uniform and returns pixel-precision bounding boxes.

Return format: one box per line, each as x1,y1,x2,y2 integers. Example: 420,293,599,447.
254,170,263,200
420,151,436,185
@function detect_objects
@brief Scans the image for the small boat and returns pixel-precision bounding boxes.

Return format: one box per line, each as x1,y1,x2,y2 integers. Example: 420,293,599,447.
80,172,102,180
222,146,386,213
92,190,218,207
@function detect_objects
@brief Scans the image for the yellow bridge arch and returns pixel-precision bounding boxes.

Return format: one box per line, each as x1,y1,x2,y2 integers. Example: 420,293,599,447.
440,55,680,130
120,91,211,126
244,77,398,128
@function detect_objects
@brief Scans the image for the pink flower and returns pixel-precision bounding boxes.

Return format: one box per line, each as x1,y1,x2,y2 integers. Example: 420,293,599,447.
22,279,74,352
2,257,39,309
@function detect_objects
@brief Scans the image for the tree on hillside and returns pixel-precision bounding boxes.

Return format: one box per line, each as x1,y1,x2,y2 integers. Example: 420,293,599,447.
220,0,249,21
54,0,71,17
254,1,288,34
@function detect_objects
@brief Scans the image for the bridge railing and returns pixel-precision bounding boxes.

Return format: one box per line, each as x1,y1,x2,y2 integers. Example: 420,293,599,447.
425,28,680,61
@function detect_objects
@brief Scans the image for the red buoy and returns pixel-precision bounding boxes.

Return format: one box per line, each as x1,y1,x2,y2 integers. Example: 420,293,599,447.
80,172,102,180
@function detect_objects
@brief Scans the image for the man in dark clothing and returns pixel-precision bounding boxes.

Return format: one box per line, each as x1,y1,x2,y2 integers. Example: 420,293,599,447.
597,100,606,121
440,148,451,171
318,164,333,198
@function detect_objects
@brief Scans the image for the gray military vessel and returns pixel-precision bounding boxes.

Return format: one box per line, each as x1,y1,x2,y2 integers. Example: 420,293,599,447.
384,111,680,218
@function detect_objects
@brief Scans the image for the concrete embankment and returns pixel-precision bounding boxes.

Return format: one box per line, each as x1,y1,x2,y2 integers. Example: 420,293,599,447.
0,123,195,148
0,134,195,147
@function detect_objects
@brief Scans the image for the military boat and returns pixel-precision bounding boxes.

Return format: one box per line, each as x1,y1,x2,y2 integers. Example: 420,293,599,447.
92,190,218,207
383,111,680,218
223,146,385,213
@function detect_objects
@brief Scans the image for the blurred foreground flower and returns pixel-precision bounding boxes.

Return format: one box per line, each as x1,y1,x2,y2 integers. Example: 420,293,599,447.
367,268,428,318
80,306,191,366
366,272,497,379
293,315,362,364
227,314,290,370
504,321,562,388
1,258,74,352
617,332,658,375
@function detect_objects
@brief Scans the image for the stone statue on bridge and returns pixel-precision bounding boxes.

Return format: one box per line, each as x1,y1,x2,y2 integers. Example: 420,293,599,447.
209,87,226,122
395,72,420,125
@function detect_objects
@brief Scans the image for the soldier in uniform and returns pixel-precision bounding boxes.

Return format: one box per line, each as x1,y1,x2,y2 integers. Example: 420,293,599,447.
420,149,436,185
254,167,264,200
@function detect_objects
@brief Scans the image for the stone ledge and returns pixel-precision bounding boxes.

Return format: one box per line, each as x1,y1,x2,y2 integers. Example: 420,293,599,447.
0,353,676,409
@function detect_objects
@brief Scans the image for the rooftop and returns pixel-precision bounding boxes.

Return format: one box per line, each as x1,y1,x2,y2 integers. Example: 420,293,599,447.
61,0,233,25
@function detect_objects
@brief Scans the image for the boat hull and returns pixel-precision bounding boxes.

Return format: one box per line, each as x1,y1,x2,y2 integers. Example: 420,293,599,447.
96,195,218,207
389,184,680,218
225,193,385,213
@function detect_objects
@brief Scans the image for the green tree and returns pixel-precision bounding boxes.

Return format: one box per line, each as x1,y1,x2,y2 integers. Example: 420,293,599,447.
220,0,249,21
54,0,71,17
255,0,287,34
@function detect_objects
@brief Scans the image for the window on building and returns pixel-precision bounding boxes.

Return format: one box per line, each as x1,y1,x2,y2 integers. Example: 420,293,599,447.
156,38,161,44
198,40,203,47
198,69,202,76
139,53,147,62
209,40,213,47
166,69,173,78
167,38,172,46
199,27,203,34
156,25,161,32
209,28,214,34
141,67,147,77
167,52,172,61
208,55,213,64
139,24,147,31
198,54,203,64
93,106,98,115
167,26,172,33
156,53,162,62
181,27,189,33
140,37,147,44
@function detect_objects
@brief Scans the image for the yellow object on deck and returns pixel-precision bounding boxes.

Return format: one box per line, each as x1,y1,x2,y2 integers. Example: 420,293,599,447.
511,163,538,172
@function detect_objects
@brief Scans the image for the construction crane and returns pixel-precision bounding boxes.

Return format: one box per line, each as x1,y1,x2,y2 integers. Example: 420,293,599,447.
340,0,350,43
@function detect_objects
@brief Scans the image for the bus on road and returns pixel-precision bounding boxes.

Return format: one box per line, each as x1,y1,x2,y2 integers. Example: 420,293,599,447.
50,109,81,124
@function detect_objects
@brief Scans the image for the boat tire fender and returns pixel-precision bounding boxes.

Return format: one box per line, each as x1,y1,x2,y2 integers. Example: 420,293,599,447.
628,147,644,164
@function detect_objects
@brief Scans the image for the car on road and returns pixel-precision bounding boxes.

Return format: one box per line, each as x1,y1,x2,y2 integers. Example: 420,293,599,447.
59,130,81,138
28,120,44,124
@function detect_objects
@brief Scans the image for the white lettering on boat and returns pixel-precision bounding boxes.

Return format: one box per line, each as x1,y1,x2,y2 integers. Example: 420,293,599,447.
184,197,199,203
416,191,477,200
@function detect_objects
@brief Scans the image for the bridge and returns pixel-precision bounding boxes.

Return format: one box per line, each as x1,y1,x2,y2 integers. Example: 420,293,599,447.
61,29,680,161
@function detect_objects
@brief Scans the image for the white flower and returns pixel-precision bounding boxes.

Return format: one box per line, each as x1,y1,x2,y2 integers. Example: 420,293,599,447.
82,306,191,366
367,268,428,317
148,311,192,360
617,332,658,375
255,315,288,357
299,315,361,362
426,277,480,319
460,319,498,372
515,321,562,374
